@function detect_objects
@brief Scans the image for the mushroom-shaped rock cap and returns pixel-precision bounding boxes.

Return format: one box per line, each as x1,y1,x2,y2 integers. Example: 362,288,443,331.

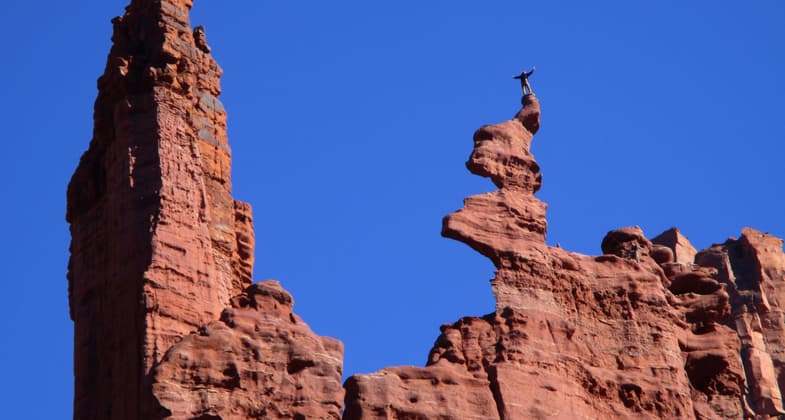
601,226,652,257
229,280,294,317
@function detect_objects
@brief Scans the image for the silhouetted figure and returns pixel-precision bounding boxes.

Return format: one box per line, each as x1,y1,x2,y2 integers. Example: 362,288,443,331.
513,67,536,95
194,25,211,54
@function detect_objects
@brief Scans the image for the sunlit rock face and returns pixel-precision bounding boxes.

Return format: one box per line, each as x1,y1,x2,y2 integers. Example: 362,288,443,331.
152,281,344,419
67,1,342,418
70,1,785,418
344,94,785,419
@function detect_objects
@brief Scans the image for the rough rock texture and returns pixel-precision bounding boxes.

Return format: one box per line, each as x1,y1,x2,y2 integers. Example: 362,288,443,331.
653,227,698,265
696,229,785,416
344,365,498,419
151,281,344,419
71,1,785,418
343,94,785,419
67,1,341,418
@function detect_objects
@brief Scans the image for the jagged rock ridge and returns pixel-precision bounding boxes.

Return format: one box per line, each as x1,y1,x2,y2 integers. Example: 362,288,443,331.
67,0,342,418
342,94,785,419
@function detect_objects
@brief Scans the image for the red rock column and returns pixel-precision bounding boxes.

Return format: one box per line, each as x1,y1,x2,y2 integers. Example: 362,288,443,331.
66,0,253,418
442,94,548,311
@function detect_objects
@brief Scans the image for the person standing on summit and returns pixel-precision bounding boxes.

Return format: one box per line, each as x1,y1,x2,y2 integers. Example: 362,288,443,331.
514,67,536,95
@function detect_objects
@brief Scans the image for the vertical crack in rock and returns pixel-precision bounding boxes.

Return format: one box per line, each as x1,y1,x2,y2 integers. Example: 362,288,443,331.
696,228,785,417
68,1,343,418
486,365,508,420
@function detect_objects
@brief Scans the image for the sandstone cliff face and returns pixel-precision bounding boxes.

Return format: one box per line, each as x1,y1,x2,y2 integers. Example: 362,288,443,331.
343,95,785,419
696,229,785,416
71,2,785,419
67,1,342,418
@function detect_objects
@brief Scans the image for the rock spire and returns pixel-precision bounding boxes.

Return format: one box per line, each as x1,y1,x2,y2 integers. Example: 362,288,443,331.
343,94,785,419
67,1,342,418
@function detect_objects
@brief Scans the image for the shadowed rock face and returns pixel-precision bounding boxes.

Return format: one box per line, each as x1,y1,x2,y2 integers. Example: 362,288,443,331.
343,94,785,419
67,1,342,418
696,229,785,417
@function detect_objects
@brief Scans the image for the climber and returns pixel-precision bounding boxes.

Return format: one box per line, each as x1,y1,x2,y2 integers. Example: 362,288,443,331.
513,67,536,95
629,243,640,263
193,25,211,54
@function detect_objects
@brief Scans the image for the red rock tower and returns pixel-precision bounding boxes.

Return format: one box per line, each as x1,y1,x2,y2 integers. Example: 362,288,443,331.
66,1,343,418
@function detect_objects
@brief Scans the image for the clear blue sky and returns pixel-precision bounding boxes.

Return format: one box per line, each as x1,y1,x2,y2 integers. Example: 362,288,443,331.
1,1,783,417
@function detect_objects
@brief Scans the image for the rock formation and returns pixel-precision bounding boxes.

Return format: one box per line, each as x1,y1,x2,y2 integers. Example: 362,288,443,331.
70,1,785,419
66,1,342,418
653,227,698,265
343,94,785,419
151,281,344,418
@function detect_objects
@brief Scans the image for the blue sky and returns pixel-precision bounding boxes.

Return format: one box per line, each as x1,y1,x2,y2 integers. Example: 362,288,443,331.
1,1,783,417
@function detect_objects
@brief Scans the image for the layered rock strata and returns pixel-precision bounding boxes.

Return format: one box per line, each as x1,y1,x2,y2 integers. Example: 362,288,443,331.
67,1,342,418
343,95,785,419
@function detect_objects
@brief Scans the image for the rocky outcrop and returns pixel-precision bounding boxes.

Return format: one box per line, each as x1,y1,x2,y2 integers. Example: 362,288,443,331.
151,281,344,419
343,94,785,419
696,229,785,416
653,227,698,265
67,1,342,418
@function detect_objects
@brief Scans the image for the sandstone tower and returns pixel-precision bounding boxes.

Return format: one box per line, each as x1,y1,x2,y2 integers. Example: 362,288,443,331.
67,1,342,418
